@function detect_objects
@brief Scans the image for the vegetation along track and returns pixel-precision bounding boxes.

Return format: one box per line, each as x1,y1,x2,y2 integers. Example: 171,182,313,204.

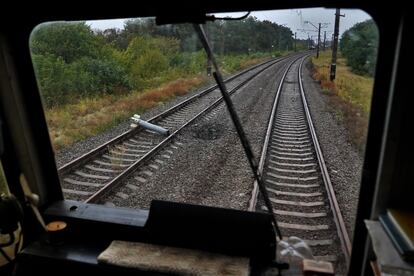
249,56,351,271
58,54,298,203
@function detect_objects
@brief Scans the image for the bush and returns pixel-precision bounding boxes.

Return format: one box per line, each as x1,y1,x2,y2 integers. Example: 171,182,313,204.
220,55,243,73
122,36,180,68
32,53,130,107
32,53,77,106
340,20,378,76
129,49,169,89
73,57,130,93
30,20,283,108
171,51,207,74
30,22,102,63
33,54,104,106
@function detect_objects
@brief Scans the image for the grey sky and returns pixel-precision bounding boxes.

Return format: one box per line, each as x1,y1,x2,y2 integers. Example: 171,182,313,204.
87,8,372,41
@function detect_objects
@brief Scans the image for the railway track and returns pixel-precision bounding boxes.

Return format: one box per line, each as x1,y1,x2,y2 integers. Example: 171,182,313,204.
58,51,349,269
249,56,351,270
58,54,297,203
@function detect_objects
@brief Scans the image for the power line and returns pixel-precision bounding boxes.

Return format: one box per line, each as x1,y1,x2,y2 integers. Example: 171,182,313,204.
304,20,329,58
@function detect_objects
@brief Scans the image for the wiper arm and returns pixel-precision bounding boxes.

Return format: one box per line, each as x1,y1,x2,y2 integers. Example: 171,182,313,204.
193,24,283,241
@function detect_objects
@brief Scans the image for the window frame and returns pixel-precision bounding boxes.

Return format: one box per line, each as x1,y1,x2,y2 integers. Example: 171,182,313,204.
0,3,406,275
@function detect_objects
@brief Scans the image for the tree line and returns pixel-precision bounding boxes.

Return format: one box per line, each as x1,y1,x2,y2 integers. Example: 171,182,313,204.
30,17,297,107
340,19,378,76
98,17,295,54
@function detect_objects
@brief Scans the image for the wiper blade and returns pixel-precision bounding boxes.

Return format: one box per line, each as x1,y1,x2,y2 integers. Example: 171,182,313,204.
193,24,282,241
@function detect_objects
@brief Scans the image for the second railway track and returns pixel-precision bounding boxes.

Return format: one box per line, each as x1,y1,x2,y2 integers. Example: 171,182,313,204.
58,54,300,202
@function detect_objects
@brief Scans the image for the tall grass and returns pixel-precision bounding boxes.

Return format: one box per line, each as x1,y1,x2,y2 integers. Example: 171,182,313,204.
311,50,374,151
47,77,205,150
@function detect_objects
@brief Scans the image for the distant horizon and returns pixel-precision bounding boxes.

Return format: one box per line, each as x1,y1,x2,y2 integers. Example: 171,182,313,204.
86,8,372,41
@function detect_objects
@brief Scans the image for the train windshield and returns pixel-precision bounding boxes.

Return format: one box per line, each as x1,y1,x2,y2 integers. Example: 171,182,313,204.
29,8,378,272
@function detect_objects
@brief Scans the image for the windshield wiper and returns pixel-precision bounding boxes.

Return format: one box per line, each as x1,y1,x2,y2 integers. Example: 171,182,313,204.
193,24,283,241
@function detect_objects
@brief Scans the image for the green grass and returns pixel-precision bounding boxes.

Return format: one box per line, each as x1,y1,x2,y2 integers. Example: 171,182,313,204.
311,50,375,151
312,51,374,114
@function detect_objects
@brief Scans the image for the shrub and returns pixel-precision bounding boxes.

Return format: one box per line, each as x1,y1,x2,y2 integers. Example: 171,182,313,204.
31,53,77,106
73,57,130,93
32,53,130,107
129,49,169,89
30,22,102,63
340,20,378,76
170,51,207,74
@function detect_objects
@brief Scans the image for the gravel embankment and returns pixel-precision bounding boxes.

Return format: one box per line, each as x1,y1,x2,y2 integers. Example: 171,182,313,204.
302,57,363,239
103,58,293,210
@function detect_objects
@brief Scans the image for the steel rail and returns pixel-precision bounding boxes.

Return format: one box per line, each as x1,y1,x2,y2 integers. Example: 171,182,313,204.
298,56,352,263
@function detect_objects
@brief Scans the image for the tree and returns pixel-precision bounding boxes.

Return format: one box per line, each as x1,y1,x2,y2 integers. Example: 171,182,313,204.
29,16,297,107
96,28,129,50
31,22,103,63
340,19,378,76
30,22,130,106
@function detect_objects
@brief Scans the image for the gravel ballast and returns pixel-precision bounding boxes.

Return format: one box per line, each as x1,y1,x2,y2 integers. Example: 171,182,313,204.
55,53,363,242
103,57,293,210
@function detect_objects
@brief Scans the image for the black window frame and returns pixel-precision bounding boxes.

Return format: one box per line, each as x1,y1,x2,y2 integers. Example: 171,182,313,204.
0,2,407,275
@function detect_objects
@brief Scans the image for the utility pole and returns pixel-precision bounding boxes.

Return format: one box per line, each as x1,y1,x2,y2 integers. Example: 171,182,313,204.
316,23,321,58
323,31,326,51
330,8,345,81
304,21,328,58
294,32,297,52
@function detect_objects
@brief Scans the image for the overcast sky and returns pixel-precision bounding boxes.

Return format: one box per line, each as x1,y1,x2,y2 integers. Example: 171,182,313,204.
87,8,372,41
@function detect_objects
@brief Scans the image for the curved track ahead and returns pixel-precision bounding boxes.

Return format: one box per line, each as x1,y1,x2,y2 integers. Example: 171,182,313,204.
249,56,351,271
57,51,349,270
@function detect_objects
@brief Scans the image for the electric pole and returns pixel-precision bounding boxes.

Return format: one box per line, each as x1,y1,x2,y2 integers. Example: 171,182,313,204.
316,23,321,58
294,32,297,52
323,31,326,51
330,8,345,81
304,21,328,58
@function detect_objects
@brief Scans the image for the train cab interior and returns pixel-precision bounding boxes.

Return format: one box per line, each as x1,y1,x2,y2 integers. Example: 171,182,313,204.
0,1,410,275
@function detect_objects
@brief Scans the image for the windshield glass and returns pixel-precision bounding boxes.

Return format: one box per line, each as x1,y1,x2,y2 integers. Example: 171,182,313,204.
29,8,378,272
